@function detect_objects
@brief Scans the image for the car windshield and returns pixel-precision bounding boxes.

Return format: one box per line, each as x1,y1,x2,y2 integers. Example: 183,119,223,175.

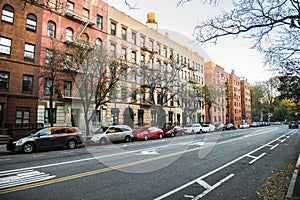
202,124,209,127
94,127,106,134
185,124,193,127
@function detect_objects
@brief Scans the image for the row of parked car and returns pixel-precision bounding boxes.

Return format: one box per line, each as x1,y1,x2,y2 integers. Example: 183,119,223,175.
6,121,252,154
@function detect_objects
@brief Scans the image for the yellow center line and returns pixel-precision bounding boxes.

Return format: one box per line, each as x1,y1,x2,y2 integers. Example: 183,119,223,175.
0,127,279,195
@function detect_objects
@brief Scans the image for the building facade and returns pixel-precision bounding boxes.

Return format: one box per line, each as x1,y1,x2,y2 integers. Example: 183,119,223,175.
0,0,42,137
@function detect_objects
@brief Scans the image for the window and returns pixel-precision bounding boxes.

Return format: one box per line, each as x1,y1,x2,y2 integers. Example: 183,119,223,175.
131,71,136,83
44,108,56,124
24,43,35,62
156,43,161,54
131,91,137,103
122,27,127,40
131,51,136,63
66,1,74,13
140,36,145,47
96,15,103,29
46,49,53,65
170,50,173,58
157,60,161,69
47,21,56,38
163,47,167,57
66,27,73,41
96,38,102,47
0,71,9,92
110,43,116,57
121,88,127,101
140,54,145,65
149,40,153,51
44,79,52,96
121,68,127,81
111,22,116,35
64,54,73,68
2,5,14,24
16,110,30,128
82,8,89,20
0,37,12,56
26,14,37,32
132,32,136,44
64,81,72,97
121,47,127,60
22,75,33,94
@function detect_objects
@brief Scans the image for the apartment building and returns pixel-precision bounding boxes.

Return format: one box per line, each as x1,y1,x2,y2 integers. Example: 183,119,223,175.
36,0,108,129
241,78,252,125
204,62,252,127
204,61,228,125
106,6,206,127
0,1,42,137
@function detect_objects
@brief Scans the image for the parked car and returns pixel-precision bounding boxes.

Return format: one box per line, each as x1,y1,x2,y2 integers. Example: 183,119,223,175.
250,122,260,127
133,127,164,141
164,126,184,137
183,123,202,134
215,123,225,131
86,125,133,145
239,123,249,129
289,121,299,129
224,123,236,130
6,127,83,153
201,124,216,133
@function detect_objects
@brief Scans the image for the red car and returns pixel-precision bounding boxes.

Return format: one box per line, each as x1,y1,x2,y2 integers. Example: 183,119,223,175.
164,126,184,137
133,127,164,141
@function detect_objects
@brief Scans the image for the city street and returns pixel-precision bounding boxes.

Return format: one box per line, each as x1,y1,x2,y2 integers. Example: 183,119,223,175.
0,125,299,200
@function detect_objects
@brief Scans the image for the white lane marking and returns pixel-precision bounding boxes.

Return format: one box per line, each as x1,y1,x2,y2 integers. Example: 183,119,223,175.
155,131,293,200
248,153,266,165
0,169,56,189
140,150,159,155
0,127,287,176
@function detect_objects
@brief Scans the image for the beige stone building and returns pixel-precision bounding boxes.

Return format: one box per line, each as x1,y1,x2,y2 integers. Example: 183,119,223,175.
104,6,206,128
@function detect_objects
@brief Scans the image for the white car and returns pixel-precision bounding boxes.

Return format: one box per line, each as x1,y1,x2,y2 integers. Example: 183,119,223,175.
239,123,249,129
202,124,216,133
86,125,134,145
183,123,202,134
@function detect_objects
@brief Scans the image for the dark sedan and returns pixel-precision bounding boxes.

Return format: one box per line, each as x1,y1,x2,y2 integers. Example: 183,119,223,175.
289,121,299,129
6,127,83,153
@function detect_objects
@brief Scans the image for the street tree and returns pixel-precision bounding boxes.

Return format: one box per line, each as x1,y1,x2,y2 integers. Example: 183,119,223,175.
64,38,125,135
138,54,188,128
192,83,225,123
39,40,66,127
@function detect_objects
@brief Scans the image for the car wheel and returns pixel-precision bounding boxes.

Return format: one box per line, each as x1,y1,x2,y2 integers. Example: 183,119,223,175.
23,142,35,153
99,138,107,145
67,140,76,149
191,130,195,134
171,132,175,137
144,135,148,141
158,133,163,139
125,136,131,142
199,129,202,134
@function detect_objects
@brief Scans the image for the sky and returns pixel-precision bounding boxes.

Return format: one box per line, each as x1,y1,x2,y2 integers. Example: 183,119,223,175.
105,0,275,84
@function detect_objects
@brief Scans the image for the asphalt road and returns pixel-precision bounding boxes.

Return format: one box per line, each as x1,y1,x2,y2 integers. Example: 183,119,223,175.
0,125,299,200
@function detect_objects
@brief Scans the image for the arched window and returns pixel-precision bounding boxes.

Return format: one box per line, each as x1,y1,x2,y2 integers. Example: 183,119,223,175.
96,38,102,47
66,27,73,41
1,5,14,24
26,14,37,32
47,21,56,38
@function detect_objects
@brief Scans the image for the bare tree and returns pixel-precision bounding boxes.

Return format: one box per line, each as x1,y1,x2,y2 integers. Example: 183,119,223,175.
138,54,188,128
193,0,300,77
64,38,125,135
192,83,225,123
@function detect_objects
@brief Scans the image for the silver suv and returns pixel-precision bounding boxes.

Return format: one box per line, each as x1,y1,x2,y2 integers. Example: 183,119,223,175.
86,125,133,145
183,123,202,134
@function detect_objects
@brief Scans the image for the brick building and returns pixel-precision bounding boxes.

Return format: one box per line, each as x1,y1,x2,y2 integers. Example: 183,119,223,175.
0,1,42,137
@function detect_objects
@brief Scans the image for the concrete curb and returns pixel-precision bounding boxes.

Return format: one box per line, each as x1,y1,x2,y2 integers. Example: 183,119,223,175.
286,153,300,198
